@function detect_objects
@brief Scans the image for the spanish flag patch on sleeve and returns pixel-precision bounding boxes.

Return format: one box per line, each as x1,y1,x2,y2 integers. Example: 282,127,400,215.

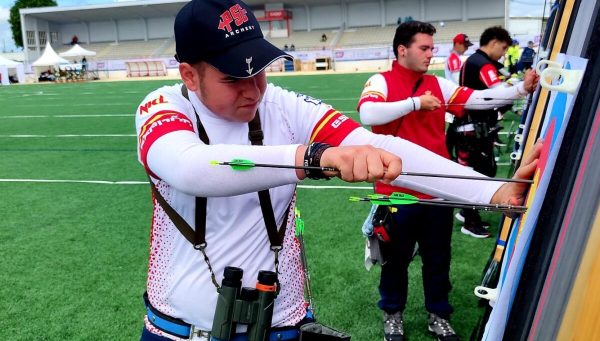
356,90,385,111
138,110,195,169
446,86,474,117
309,109,361,146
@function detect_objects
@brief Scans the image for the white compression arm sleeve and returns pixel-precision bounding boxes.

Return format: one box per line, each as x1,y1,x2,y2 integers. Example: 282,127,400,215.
436,76,526,110
146,130,301,197
359,97,421,125
464,83,526,109
341,127,503,203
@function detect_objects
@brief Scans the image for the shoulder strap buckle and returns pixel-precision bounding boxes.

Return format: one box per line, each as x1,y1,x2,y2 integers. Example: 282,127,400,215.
194,242,207,251
248,129,264,143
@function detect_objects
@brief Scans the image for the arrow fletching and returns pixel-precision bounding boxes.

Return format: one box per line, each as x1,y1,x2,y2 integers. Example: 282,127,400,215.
226,158,256,171
370,199,393,205
295,207,305,236
350,192,527,213
349,196,367,202
351,193,420,206
388,192,420,205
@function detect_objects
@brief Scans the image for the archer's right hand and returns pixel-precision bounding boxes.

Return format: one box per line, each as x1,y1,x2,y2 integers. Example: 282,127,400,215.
321,145,402,183
419,94,442,111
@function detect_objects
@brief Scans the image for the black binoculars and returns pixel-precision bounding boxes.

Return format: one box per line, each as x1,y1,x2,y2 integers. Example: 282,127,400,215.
211,266,277,341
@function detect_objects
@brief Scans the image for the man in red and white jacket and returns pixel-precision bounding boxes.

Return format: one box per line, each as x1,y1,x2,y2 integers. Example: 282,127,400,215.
357,21,538,341
444,33,474,84
445,33,475,168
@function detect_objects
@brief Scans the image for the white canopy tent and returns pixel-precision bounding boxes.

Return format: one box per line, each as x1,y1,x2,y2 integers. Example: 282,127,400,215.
0,55,26,85
32,42,70,76
59,44,96,58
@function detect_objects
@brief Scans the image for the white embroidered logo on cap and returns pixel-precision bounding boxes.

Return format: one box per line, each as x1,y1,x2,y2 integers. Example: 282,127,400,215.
246,57,253,75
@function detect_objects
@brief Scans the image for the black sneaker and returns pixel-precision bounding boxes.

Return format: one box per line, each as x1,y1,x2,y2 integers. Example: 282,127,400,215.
383,311,404,341
427,313,459,341
479,220,491,229
472,216,491,229
494,133,507,147
457,211,490,229
461,224,491,238
474,213,491,230
454,211,465,223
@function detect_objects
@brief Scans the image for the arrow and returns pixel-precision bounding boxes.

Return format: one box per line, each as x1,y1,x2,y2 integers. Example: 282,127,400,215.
394,171,533,184
210,159,337,172
442,98,533,107
294,207,315,316
349,192,527,213
212,158,533,184
443,103,525,107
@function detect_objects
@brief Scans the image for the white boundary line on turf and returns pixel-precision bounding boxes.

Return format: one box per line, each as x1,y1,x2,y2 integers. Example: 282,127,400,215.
0,178,373,189
0,179,144,184
10,103,129,107
1,114,132,119
0,134,135,138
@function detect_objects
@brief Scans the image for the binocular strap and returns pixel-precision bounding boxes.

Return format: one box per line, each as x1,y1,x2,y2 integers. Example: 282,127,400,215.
147,85,294,292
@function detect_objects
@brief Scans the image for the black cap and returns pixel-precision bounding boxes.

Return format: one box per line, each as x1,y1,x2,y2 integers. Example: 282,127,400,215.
174,0,292,78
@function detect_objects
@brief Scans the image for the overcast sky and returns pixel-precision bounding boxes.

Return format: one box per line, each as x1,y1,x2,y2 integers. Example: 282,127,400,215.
0,0,131,52
0,0,550,53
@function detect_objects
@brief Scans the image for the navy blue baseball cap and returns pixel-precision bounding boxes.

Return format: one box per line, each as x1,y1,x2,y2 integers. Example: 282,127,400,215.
174,0,292,78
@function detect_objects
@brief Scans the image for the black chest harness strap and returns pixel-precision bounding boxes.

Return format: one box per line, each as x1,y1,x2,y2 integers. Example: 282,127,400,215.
147,85,291,291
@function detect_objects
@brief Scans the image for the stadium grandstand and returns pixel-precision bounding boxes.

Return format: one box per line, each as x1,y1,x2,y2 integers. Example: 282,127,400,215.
18,0,504,79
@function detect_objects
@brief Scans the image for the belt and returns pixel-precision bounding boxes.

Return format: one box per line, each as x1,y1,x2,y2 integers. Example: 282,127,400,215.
455,123,475,132
144,293,191,338
144,293,299,341
211,329,300,341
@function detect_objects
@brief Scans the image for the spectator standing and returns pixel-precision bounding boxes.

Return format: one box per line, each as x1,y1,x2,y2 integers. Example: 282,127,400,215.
445,33,474,157
444,33,473,84
81,57,88,72
505,39,521,76
518,41,536,72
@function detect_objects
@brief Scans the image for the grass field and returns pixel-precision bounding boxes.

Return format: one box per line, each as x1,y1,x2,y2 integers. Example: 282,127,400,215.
0,72,519,340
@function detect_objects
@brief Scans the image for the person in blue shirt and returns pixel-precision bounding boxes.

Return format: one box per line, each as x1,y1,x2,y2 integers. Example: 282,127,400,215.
518,41,536,72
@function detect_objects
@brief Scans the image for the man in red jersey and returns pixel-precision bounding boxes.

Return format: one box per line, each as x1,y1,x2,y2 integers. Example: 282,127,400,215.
445,33,474,168
357,21,538,341
444,33,473,84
